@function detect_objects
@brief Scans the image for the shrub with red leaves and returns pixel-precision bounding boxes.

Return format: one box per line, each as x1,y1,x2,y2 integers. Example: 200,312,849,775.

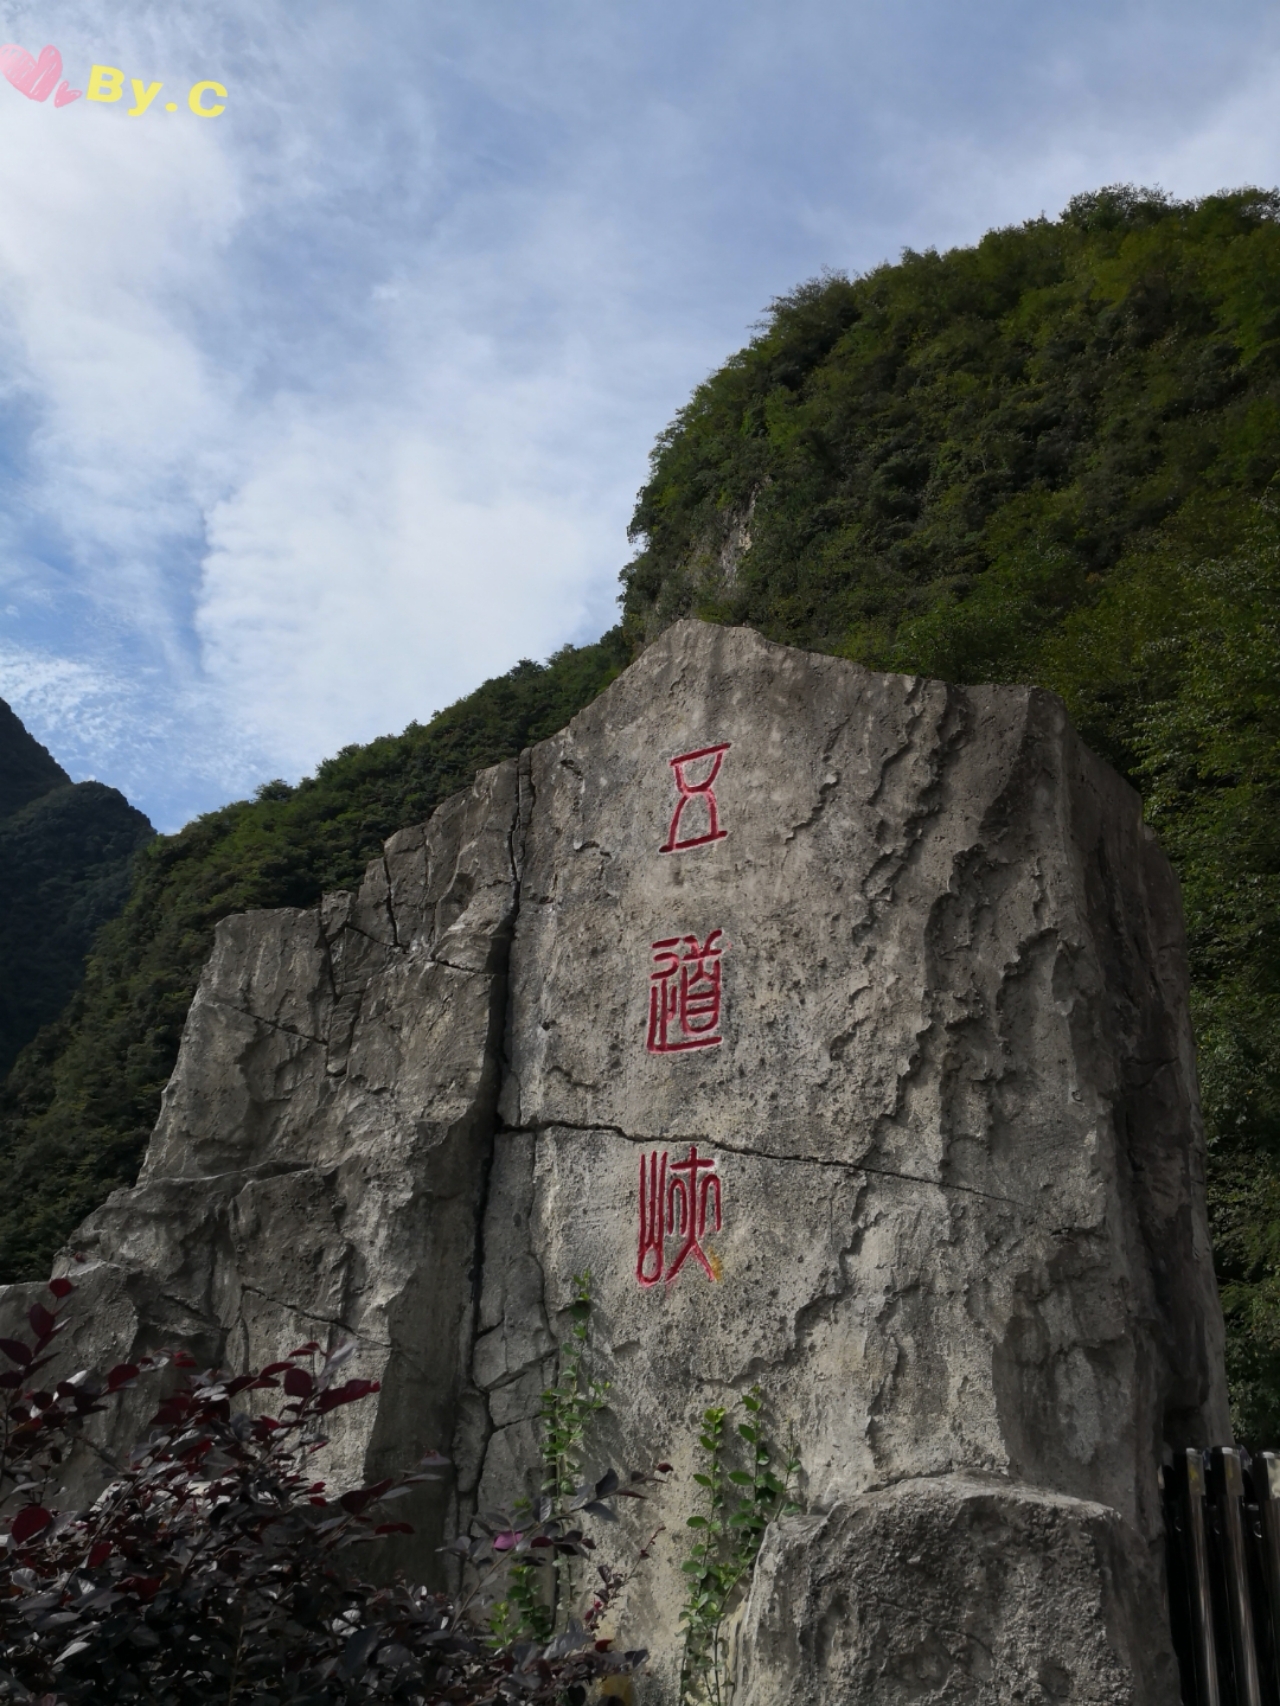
0,1283,652,1703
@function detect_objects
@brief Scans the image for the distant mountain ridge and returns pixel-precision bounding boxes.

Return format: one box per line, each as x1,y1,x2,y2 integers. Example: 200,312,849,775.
0,699,69,818
0,700,153,1078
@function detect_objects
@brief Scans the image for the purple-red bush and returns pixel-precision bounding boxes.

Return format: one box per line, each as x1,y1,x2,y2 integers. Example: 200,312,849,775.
0,1282,651,1703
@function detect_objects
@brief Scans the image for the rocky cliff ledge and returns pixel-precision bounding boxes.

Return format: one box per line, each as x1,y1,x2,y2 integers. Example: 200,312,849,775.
3,620,1227,1703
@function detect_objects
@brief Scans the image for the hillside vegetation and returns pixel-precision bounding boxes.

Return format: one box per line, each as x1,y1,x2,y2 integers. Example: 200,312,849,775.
3,184,1280,1437
0,702,152,1079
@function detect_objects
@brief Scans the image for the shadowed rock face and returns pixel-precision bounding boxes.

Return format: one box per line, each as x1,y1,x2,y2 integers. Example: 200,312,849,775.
4,621,1227,1701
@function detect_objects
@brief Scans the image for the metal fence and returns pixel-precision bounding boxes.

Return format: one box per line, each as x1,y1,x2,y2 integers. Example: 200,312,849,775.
1162,1448,1280,1705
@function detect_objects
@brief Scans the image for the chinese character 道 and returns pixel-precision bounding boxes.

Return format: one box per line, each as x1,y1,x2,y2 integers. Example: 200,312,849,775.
660,743,731,853
647,931,726,1053
637,1145,722,1287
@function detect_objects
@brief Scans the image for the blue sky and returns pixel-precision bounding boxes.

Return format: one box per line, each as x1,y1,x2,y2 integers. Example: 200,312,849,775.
0,0,1276,830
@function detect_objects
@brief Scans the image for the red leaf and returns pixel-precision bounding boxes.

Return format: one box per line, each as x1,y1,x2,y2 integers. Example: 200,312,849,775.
47,1278,74,1300
27,1304,55,1340
0,1372,22,1389
0,1339,31,1367
11,1505,52,1543
171,1350,197,1368
374,1522,414,1535
339,1478,391,1514
106,1364,140,1392
287,1342,321,1357
87,1541,112,1567
283,1367,314,1398
317,1378,379,1413
260,1361,294,1377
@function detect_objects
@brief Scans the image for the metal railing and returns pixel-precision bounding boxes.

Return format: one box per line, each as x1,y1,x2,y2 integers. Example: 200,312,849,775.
1162,1448,1280,1705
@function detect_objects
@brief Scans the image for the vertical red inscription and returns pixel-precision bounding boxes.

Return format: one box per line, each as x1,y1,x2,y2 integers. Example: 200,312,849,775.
637,1149,667,1286
647,931,726,1053
636,1144,722,1287
660,743,731,853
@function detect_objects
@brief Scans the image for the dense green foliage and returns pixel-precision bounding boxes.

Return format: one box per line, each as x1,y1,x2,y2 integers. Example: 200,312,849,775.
622,183,1280,1441
621,184,1280,684
0,703,152,1079
0,634,627,1281
6,182,1280,1438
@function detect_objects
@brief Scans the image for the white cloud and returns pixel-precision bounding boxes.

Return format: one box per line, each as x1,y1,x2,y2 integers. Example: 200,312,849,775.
0,636,264,822
197,404,612,770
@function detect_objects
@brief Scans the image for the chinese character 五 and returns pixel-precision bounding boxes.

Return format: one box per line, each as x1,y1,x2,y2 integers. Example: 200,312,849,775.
660,743,730,853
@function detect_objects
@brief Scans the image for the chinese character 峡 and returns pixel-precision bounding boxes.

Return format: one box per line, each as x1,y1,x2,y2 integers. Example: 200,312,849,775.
660,743,731,853
636,1144,722,1287
647,931,726,1053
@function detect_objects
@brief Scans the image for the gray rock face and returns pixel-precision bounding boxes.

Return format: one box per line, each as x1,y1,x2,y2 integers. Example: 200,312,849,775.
7,621,1227,1700
736,1479,1176,1706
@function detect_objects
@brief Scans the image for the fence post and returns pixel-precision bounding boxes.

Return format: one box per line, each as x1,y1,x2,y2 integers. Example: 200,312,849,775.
1253,1452,1280,1700
1212,1447,1263,1706
1178,1448,1223,1706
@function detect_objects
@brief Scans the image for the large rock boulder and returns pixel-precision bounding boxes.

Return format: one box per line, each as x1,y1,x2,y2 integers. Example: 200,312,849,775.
7,621,1227,1702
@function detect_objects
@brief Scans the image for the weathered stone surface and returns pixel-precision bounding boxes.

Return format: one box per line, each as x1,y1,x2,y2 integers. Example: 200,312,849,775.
7,757,521,1550
735,1477,1176,1705
2,620,1227,1699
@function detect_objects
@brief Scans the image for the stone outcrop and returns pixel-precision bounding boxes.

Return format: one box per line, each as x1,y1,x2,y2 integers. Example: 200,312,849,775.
4,621,1228,1701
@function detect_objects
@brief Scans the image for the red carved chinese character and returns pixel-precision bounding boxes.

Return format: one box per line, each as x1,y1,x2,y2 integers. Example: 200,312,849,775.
647,931,726,1053
636,1144,722,1287
666,1144,722,1282
660,743,730,853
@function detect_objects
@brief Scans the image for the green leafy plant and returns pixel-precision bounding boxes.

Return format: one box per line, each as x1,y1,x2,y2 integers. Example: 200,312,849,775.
540,1272,611,1507
489,1272,613,1646
677,1389,799,1706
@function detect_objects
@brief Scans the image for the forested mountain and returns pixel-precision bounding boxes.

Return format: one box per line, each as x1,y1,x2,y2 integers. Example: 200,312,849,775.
3,182,1280,1438
0,702,152,1079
